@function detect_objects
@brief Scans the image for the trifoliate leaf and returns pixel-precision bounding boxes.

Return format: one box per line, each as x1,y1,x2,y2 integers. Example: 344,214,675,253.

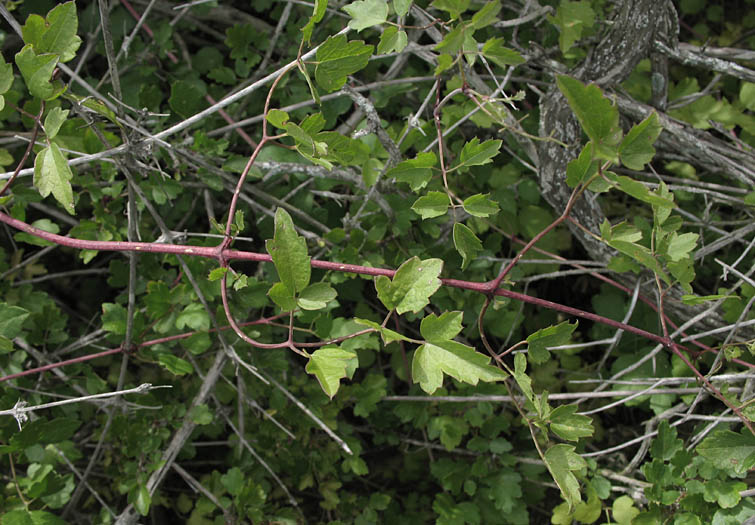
412,191,450,219
453,223,482,270
412,339,507,394
375,256,442,314
306,346,358,398
343,0,389,32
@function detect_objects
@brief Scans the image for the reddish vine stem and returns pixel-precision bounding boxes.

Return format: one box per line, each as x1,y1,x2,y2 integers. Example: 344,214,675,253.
0,103,44,198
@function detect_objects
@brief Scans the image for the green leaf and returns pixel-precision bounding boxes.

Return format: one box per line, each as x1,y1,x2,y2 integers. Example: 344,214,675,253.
169,78,207,119
306,346,358,398
266,208,311,294
102,302,127,335
0,54,12,111
420,311,463,342
481,37,525,68
741,81,755,111
411,191,450,219
666,232,698,262
15,44,60,100
612,495,640,525
132,484,151,516
43,107,69,140
208,267,228,281
462,193,499,217
0,304,30,339
394,0,412,17
453,223,482,270
33,144,74,214
526,321,577,364
266,109,289,128
301,0,327,43
606,173,676,209
377,26,408,54
354,318,411,344
388,152,437,191
453,138,502,171
549,1,595,53
431,0,470,20
412,340,507,394
565,142,598,188
298,282,337,310
176,303,210,331
471,1,501,29
375,256,443,314
157,353,193,376
13,417,79,450
650,420,683,461
681,294,739,306
513,353,535,406
268,281,298,312
428,415,469,450
549,404,594,441
190,404,213,425
221,467,245,496
619,113,662,170
24,1,82,63
14,218,60,247
556,75,622,161
343,0,389,32
315,35,373,93
697,428,755,476
544,444,587,511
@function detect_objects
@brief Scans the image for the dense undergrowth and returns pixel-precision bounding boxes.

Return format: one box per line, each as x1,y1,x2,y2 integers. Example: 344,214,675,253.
0,0,753,524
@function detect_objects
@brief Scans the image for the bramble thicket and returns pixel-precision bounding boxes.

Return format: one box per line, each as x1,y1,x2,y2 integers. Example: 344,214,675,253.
0,0,753,524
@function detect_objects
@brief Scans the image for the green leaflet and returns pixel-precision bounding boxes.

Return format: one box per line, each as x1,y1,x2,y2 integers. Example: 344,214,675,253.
697,428,755,476
526,321,577,364
33,143,75,214
544,444,587,511
343,0,389,32
315,35,373,93
412,339,507,394
556,75,622,161
549,1,595,54
22,1,81,63
619,112,662,170
412,191,450,219
375,256,443,314
301,0,327,43
266,208,311,297
452,138,502,172
462,193,499,218
306,346,359,398
388,152,436,191
453,223,482,270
